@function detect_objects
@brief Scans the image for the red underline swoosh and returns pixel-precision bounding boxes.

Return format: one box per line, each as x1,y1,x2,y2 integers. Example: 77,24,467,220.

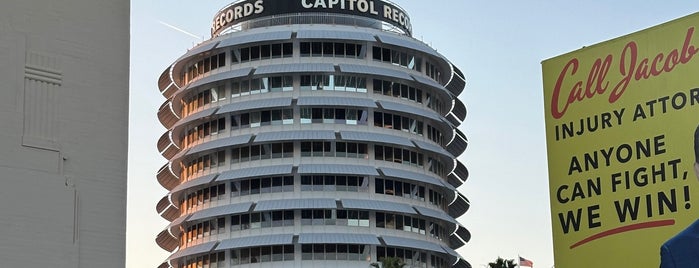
570,219,675,249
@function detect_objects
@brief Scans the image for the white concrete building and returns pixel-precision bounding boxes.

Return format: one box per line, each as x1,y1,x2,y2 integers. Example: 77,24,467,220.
155,1,470,267
0,1,129,267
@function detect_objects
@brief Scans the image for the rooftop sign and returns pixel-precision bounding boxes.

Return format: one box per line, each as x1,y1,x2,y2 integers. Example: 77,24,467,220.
211,0,412,37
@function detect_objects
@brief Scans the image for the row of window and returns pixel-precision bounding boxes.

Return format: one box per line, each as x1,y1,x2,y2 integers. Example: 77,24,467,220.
179,252,225,268
375,212,427,235
232,42,293,63
182,151,226,179
375,178,427,202
427,156,448,178
230,109,294,129
222,209,421,231
181,41,447,98
180,176,297,213
372,46,422,71
181,112,439,150
425,61,442,83
181,87,226,117
229,142,295,164
374,145,424,167
300,209,369,227
176,246,444,268
230,211,295,231
429,189,447,208
231,76,293,97
425,93,445,115
300,41,364,58
300,141,368,159
301,244,370,261
299,107,368,125
181,141,446,180
230,176,294,197
178,177,450,216
180,211,447,247
185,53,226,84
180,109,441,150
300,175,369,192
376,247,431,268
426,125,445,146
182,218,226,247
373,79,423,103
180,75,445,117
300,74,368,92
180,179,442,215
183,118,226,147
374,112,425,136
231,245,295,265
182,183,226,213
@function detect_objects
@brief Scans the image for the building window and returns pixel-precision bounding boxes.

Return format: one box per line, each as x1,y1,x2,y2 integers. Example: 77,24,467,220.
300,175,368,192
374,178,425,201
300,141,368,159
299,74,367,92
230,109,294,129
182,117,226,148
230,244,294,265
373,79,423,103
302,244,370,261
230,176,294,197
230,210,294,231
180,183,227,213
233,42,292,65
300,41,364,58
373,111,424,136
372,46,421,71
179,217,228,247
180,252,226,268
300,107,368,125
184,52,226,84
181,150,226,179
182,87,227,117
231,75,292,98
375,212,431,236
376,247,429,268
373,145,423,167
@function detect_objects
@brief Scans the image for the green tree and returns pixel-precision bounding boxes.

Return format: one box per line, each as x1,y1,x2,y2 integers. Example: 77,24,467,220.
370,256,406,268
488,257,516,268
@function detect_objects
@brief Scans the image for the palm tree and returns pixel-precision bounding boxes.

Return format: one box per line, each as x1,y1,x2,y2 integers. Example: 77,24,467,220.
488,257,516,268
371,256,406,268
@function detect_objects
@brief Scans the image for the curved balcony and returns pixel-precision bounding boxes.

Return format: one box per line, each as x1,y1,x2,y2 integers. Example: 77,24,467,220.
156,195,175,216
448,192,470,218
449,233,466,248
456,224,472,243
156,229,178,252
156,163,179,191
447,128,468,156
158,131,180,160
449,161,469,187
157,100,179,129
450,97,467,124
446,64,466,97
159,67,179,99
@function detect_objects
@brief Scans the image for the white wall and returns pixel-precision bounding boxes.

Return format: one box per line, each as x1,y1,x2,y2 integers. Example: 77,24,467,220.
0,1,129,267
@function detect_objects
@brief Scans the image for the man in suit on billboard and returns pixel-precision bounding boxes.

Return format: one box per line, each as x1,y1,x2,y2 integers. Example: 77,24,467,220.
660,124,699,267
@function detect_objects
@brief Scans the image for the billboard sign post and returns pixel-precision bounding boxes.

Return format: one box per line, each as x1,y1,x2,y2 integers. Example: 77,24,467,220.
543,13,699,267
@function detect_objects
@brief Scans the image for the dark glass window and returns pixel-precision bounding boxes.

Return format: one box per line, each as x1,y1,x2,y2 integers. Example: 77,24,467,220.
240,47,250,61
283,43,293,57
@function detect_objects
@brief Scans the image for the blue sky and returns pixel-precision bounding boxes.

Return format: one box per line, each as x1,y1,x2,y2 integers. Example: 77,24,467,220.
128,1,699,267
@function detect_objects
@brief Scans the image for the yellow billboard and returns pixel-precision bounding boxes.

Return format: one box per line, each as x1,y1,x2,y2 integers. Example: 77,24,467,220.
542,13,699,267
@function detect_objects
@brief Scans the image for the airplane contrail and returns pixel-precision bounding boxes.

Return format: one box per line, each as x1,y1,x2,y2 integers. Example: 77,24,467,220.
157,20,202,40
